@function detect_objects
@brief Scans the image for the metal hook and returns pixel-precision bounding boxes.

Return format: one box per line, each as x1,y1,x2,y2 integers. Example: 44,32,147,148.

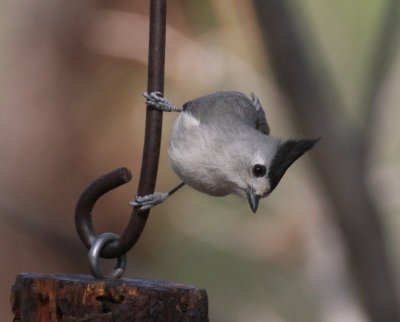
74,0,167,262
75,167,150,259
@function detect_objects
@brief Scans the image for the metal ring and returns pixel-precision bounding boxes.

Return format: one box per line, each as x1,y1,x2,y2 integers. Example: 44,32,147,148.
88,233,127,279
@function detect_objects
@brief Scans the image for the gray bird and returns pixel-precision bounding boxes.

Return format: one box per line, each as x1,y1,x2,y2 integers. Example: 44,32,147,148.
130,91,318,213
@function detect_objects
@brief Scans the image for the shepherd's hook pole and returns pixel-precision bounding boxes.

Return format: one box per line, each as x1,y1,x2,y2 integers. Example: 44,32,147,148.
75,0,168,265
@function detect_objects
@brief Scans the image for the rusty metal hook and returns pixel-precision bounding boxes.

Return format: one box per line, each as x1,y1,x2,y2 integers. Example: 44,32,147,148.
74,0,167,259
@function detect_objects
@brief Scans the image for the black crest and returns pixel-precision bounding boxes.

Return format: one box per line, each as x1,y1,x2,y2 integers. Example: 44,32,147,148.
268,138,319,192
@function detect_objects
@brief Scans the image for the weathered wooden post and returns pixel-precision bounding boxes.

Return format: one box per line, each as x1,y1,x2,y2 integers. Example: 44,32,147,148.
11,273,208,321
11,1,209,320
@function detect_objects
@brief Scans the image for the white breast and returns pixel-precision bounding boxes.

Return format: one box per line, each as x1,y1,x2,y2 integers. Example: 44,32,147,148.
168,112,232,196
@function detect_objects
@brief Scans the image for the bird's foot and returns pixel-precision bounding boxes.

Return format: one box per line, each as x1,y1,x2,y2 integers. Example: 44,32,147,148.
144,92,182,112
130,192,169,212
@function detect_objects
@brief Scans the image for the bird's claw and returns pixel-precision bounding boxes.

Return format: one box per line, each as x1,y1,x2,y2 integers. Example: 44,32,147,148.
143,91,181,112
130,192,169,212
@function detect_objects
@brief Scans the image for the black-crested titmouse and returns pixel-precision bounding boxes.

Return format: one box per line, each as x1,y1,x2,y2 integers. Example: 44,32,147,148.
130,91,318,213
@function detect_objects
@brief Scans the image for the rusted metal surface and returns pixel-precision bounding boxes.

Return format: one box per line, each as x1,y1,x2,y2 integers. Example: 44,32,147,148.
11,273,209,321
74,0,167,258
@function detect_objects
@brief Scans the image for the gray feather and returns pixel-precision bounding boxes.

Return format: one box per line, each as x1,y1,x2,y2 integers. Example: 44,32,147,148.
183,91,269,134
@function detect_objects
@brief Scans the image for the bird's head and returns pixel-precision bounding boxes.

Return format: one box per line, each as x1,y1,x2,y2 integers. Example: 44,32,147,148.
230,136,319,213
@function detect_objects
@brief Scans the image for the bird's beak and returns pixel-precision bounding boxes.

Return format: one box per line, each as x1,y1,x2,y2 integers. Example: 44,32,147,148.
247,189,260,214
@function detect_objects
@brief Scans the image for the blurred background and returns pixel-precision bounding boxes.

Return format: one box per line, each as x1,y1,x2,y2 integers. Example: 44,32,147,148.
1,0,400,321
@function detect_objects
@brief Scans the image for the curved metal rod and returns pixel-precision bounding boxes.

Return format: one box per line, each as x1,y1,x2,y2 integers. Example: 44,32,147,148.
75,167,132,253
74,0,167,259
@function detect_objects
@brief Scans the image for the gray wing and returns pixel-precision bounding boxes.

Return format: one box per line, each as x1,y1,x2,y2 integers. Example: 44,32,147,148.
250,92,270,135
182,91,270,134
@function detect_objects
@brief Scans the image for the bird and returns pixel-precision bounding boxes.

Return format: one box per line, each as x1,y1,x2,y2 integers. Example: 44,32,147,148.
130,91,318,213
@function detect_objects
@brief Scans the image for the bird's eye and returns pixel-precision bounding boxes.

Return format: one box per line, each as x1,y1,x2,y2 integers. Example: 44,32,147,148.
252,164,266,177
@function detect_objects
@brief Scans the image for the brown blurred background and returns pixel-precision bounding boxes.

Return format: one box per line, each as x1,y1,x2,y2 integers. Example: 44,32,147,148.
1,0,400,321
